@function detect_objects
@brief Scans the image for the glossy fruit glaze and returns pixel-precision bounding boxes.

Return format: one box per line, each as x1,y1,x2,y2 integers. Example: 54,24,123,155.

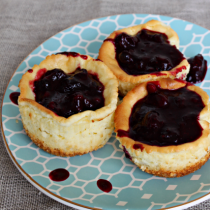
186,54,208,84
106,29,185,75
118,82,204,146
97,179,112,193
49,168,70,182
9,92,20,105
33,68,104,118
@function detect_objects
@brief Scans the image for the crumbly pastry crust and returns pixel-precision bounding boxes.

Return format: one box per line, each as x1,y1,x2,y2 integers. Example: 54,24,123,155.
98,19,190,96
18,53,118,156
114,78,210,177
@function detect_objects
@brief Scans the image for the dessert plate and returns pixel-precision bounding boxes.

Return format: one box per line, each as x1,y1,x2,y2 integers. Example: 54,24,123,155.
1,14,210,210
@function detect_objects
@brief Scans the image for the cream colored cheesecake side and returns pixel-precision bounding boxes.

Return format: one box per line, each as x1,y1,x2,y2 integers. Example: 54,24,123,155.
19,103,115,156
117,130,210,178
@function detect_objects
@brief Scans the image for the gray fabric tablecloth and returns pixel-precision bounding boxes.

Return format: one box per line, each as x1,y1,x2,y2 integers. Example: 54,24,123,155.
1,0,210,209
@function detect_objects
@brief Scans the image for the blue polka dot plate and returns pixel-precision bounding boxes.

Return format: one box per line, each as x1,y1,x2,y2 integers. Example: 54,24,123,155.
1,14,210,210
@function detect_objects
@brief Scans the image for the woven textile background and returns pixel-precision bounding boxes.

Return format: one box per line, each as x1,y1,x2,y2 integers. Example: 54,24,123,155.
1,0,210,209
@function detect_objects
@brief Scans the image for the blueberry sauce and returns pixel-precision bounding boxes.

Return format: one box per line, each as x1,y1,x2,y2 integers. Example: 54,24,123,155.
56,51,88,60
133,144,144,151
97,179,112,193
33,68,104,118
186,54,208,84
29,68,47,91
123,146,132,160
118,82,205,146
93,58,102,62
49,168,70,182
9,92,20,105
106,29,185,76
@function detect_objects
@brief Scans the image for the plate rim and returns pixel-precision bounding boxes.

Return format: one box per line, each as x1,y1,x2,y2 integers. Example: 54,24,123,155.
1,13,210,210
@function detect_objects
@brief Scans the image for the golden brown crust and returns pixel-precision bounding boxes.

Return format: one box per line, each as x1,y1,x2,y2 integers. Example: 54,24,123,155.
115,78,210,154
98,20,190,96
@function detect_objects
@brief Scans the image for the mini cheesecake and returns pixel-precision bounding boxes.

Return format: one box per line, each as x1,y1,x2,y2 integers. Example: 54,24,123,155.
18,52,118,156
98,20,190,96
114,78,210,177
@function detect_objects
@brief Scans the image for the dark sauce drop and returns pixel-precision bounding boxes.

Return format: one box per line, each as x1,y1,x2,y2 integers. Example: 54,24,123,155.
123,146,132,160
106,29,185,76
28,69,33,73
9,92,20,105
186,54,208,84
32,68,104,118
118,82,205,146
133,144,144,151
93,58,102,62
97,179,112,193
49,168,70,182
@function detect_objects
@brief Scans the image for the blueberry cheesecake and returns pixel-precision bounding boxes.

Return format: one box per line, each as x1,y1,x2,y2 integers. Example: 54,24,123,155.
114,78,210,177
98,20,190,96
18,52,118,156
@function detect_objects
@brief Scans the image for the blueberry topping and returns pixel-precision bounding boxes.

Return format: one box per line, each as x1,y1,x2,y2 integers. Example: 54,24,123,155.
33,68,105,118
186,54,208,84
118,82,204,146
112,29,185,75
